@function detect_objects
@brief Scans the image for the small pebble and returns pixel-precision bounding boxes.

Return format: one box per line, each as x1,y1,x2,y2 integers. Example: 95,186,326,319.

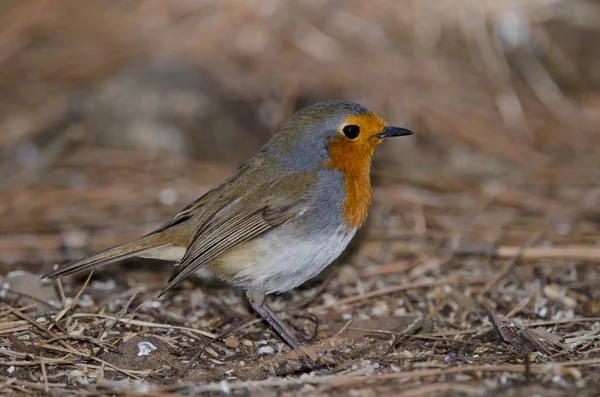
444,352,457,364
371,300,390,317
256,345,274,355
224,335,240,349
137,341,158,357
91,279,116,291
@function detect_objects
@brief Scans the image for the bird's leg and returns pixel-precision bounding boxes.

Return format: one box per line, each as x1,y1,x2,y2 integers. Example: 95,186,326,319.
246,288,301,350
246,288,321,370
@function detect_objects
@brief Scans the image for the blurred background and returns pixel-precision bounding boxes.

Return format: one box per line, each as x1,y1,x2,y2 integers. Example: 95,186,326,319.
0,0,599,275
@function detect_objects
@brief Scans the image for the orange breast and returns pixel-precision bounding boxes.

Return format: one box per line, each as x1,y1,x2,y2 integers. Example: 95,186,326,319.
325,112,387,228
325,143,374,226
337,164,373,228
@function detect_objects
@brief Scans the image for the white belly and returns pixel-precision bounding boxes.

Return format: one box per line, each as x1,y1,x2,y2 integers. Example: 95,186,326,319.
201,223,357,294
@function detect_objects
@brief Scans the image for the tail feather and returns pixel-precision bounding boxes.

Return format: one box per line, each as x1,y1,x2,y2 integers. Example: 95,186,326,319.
42,236,171,279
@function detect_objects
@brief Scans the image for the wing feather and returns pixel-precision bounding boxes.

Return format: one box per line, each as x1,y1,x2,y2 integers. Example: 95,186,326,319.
158,174,315,295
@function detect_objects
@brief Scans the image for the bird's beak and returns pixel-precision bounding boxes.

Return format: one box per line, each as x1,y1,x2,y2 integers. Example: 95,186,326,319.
375,126,413,139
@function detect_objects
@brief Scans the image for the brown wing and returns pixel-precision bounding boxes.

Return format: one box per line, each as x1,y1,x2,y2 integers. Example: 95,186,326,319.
158,173,315,295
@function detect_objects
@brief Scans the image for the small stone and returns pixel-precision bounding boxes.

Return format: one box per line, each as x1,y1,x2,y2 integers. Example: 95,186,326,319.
137,341,158,357
445,352,457,363
256,345,274,355
224,335,240,349
78,294,95,308
91,279,116,291
393,307,407,316
371,300,391,317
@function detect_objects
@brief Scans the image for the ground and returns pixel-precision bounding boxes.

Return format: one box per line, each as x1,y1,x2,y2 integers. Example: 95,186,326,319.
1,147,599,396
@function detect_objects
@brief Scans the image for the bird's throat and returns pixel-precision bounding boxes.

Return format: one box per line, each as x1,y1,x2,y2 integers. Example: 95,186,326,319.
326,137,377,228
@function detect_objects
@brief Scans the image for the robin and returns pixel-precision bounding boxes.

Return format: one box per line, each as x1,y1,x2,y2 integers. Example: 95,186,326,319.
43,100,413,353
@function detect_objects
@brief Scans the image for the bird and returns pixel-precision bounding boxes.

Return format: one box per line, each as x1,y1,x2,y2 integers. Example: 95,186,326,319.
43,100,413,353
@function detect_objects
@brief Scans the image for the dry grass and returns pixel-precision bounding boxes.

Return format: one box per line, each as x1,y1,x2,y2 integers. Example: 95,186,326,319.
1,0,600,395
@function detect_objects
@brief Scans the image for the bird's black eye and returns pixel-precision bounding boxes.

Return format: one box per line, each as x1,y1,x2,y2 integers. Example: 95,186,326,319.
342,125,360,139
